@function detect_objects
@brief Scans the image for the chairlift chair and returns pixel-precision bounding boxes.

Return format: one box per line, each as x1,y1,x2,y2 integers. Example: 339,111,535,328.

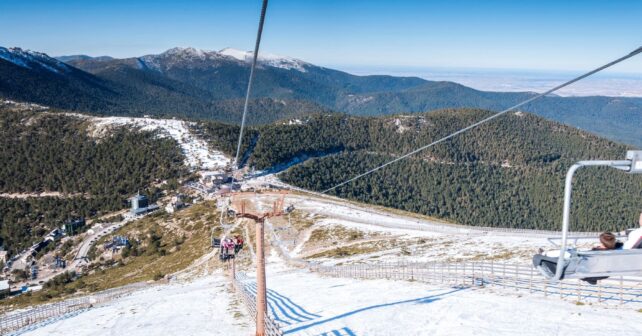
285,204,295,214
533,151,642,282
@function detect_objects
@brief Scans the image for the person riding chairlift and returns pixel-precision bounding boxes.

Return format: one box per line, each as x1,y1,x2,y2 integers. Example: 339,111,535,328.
582,232,623,284
534,212,641,284
592,232,623,251
234,235,244,254
219,236,236,261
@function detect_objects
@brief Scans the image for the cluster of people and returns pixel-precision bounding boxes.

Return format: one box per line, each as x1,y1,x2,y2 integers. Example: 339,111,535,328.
219,235,244,261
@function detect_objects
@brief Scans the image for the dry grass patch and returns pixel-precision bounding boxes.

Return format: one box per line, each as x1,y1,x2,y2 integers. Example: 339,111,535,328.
308,225,366,244
306,239,394,259
288,210,319,231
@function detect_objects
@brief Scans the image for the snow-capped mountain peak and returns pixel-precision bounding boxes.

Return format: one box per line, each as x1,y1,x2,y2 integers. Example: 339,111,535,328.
138,47,228,71
0,46,70,74
138,47,309,72
218,47,250,61
218,47,308,72
162,47,211,59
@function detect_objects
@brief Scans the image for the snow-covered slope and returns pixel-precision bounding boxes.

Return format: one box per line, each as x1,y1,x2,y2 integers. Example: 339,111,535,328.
21,276,251,336
0,47,71,74
85,116,230,171
245,267,642,336
23,261,641,336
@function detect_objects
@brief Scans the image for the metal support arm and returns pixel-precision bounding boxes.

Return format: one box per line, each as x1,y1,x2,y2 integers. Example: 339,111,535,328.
554,160,632,280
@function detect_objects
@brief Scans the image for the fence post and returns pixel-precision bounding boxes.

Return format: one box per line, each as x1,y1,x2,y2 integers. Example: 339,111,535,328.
559,279,564,300
454,263,458,285
597,280,602,303
576,279,582,303
447,263,451,284
529,266,533,294
502,262,506,290
491,260,495,287
515,264,519,292
411,263,414,281
472,262,476,286
619,276,624,305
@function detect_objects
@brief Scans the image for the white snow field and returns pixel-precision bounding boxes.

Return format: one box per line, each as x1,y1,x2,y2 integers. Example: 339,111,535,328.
18,260,642,336
21,275,251,336
238,262,642,336
86,116,230,171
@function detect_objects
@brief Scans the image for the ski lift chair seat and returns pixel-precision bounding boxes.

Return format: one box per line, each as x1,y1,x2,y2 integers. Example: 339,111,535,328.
534,249,642,280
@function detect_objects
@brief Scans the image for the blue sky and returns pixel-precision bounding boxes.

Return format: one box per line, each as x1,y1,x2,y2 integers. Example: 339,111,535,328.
1,0,641,73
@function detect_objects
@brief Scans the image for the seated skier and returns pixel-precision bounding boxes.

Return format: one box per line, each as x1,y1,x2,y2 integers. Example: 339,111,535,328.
592,232,623,251
580,232,623,285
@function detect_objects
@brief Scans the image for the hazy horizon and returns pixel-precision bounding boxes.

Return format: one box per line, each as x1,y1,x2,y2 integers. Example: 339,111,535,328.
1,0,641,73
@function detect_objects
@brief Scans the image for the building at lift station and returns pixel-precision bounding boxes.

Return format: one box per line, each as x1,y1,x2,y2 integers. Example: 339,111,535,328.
131,193,149,210
129,192,159,216
63,218,86,236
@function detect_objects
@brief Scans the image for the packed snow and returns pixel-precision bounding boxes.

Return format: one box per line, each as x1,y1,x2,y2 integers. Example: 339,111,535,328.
86,116,230,171
17,249,642,336
237,264,642,336
20,275,251,336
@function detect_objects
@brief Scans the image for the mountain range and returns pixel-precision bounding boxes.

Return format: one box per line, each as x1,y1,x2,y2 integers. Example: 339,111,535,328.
0,46,640,147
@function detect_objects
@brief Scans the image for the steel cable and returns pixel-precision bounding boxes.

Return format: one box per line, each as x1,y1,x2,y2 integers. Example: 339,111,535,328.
234,0,269,167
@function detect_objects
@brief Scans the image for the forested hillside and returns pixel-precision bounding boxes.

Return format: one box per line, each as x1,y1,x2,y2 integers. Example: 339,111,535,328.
0,108,186,254
219,109,642,232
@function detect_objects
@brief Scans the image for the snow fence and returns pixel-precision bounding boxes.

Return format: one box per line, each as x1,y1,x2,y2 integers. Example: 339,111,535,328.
0,282,150,335
310,261,642,308
232,272,284,336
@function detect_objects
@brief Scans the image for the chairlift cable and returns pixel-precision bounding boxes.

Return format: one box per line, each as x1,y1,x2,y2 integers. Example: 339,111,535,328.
234,0,269,168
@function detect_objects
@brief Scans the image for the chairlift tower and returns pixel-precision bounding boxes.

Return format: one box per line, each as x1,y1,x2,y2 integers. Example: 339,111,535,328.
233,192,286,336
